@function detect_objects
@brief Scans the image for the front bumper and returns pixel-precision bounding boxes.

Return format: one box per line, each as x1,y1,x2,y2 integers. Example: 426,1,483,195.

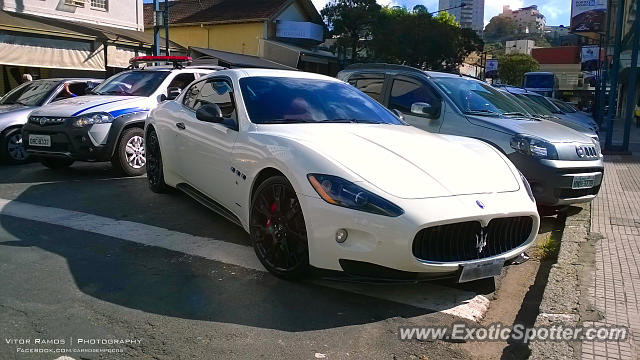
299,189,539,279
22,121,114,162
508,154,604,206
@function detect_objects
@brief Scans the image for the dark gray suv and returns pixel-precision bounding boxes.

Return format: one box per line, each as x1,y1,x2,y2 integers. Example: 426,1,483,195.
338,64,604,207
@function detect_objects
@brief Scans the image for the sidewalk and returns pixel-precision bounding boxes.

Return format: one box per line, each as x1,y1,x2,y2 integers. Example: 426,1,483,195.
582,155,640,359
601,118,640,154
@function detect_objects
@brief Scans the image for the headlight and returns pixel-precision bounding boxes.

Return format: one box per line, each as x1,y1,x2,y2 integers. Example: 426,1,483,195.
519,172,535,203
307,174,404,217
72,112,113,127
510,134,558,159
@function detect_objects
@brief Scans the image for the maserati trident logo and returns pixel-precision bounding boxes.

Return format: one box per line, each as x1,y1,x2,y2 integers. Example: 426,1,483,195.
475,227,488,254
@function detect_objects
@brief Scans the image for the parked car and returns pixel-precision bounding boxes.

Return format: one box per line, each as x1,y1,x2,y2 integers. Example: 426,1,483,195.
499,86,599,134
547,97,599,131
338,64,604,207
22,56,221,176
145,69,540,281
497,88,600,142
0,78,101,164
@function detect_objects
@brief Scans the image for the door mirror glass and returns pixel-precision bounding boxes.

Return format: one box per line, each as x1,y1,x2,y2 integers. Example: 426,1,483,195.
166,87,182,101
411,101,440,119
196,103,224,123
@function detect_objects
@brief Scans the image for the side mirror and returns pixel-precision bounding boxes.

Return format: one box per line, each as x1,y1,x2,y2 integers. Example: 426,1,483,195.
411,101,441,119
196,103,224,123
166,87,182,101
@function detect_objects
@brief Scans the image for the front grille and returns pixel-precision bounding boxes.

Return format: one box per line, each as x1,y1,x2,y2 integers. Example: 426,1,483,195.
558,185,601,199
576,144,599,158
29,116,68,126
412,216,534,262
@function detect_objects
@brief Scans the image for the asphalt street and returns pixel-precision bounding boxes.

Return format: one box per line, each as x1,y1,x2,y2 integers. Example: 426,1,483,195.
0,161,552,359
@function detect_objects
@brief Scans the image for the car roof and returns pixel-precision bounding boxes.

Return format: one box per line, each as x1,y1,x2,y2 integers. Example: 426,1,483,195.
30,78,102,83
206,68,339,82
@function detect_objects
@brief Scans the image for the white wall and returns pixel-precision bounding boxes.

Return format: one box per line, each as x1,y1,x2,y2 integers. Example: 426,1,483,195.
2,0,144,31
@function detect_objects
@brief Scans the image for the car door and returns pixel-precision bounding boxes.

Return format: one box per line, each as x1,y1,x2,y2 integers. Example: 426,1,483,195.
346,73,387,104
387,75,444,133
175,77,239,209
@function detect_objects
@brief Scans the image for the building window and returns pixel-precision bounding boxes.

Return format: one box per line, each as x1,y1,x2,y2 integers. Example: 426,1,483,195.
91,0,107,10
64,0,85,7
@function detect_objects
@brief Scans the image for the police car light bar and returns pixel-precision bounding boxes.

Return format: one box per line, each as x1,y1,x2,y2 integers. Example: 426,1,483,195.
129,56,192,63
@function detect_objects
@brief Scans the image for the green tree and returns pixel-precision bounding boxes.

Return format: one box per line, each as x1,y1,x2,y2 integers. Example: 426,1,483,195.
321,0,382,63
498,54,540,86
434,11,459,27
483,16,517,42
412,4,427,13
370,7,482,71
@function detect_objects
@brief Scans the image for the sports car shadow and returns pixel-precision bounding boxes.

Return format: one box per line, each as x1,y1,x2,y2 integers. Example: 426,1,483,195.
0,176,489,331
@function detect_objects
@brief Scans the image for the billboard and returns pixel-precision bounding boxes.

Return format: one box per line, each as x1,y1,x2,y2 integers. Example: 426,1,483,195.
485,59,498,78
581,45,600,71
571,0,607,33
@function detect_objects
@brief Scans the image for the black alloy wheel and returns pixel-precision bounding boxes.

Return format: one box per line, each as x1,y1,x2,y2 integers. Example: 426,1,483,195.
250,176,309,279
146,129,168,193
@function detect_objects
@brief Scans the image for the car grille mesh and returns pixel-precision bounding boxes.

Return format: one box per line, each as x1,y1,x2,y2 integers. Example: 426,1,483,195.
29,116,68,126
412,216,534,262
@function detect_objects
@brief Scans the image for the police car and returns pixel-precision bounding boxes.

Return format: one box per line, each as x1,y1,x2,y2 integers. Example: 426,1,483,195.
22,56,220,176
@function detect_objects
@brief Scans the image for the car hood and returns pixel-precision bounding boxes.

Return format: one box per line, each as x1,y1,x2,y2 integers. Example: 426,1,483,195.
466,114,594,143
0,104,36,113
259,124,520,199
30,95,152,117
0,104,36,126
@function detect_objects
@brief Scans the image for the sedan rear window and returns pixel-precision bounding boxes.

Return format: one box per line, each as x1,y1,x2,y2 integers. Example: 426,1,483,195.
239,77,403,125
0,80,60,106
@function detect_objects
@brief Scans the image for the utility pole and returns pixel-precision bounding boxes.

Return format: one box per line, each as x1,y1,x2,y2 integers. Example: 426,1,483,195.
622,0,640,151
604,0,626,150
153,0,161,56
164,0,170,55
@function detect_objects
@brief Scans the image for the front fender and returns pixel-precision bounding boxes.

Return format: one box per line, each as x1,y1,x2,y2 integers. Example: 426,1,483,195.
105,111,149,158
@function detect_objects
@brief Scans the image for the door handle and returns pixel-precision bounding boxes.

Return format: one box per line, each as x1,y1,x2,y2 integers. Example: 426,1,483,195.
176,122,186,130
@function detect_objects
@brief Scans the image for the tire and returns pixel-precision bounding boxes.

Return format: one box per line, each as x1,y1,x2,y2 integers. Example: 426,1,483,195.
1,128,29,164
250,176,310,280
111,127,146,177
145,129,168,193
39,157,74,170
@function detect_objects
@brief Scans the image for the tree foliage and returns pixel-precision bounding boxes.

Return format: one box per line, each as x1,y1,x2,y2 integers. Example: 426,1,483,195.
434,11,459,27
321,0,382,63
321,2,483,70
498,54,540,86
483,16,518,42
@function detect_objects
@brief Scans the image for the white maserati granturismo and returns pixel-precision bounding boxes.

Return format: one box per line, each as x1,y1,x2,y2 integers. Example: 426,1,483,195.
145,69,540,282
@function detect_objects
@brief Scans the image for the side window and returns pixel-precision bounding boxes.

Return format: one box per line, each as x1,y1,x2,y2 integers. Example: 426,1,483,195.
167,73,196,92
183,81,204,110
347,73,385,102
194,79,236,119
389,76,439,113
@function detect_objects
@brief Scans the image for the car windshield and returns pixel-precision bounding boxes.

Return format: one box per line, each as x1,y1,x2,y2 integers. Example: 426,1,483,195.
431,77,525,116
524,94,562,114
550,98,577,113
512,93,555,116
0,80,60,106
239,77,404,125
92,70,170,97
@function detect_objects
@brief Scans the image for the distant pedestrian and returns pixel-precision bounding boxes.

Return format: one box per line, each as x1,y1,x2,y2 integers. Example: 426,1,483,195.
635,104,640,128
21,73,32,83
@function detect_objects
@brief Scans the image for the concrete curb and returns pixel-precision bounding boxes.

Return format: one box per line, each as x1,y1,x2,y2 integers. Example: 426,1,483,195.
529,203,594,359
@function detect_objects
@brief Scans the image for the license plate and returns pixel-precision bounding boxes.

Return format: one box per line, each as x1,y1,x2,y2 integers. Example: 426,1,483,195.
29,134,51,147
572,175,595,189
458,259,504,283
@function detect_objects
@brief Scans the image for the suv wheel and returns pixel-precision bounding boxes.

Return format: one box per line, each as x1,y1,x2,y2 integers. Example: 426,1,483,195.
39,157,74,169
1,128,29,164
112,128,146,177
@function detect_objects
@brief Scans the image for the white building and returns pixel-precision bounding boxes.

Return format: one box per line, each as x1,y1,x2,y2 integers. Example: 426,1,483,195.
438,0,485,35
505,39,536,55
1,0,143,31
500,5,546,34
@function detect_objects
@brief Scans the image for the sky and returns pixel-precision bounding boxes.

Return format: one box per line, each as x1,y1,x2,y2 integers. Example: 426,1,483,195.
310,0,571,26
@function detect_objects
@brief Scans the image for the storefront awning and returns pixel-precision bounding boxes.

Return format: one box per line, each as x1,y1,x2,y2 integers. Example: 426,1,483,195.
190,47,296,70
260,39,336,68
0,32,104,71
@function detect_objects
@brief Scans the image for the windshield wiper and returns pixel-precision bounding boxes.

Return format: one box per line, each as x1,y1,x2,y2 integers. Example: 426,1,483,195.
101,90,134,96
320,118,381,124
502,112,528,117
465,109,500,116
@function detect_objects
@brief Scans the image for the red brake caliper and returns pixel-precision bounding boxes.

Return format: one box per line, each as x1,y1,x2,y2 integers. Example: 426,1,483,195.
266,202,277,227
